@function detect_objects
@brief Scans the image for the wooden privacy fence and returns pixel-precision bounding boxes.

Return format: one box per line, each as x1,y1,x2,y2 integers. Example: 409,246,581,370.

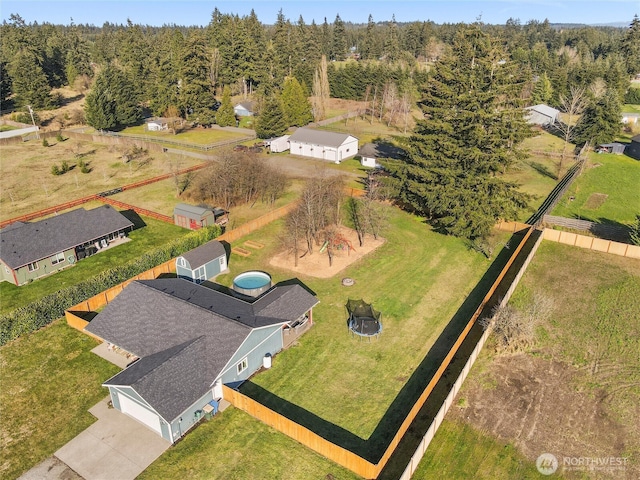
223,386,378,479
96,196,174,224
65,202,300,330
223,227,536,479
398,228,544,479
495,220,531,232
542,215,630,242
543,228,640,258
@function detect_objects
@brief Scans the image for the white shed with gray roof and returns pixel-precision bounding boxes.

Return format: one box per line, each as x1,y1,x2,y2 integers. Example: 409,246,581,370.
288,128,358,163
525,104,560,126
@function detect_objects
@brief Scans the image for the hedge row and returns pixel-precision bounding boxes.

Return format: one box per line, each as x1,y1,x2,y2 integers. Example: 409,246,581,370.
0,225,222,346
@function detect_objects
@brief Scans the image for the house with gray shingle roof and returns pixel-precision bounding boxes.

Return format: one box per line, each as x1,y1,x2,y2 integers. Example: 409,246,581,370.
0,205,134,286
84,277,318,442
288,128,358,163
525,104,560,126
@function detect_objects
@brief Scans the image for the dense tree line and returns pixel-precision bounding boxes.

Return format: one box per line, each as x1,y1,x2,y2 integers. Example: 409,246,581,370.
2,11,638,118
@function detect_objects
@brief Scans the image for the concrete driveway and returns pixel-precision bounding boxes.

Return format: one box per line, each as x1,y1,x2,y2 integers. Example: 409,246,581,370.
26,396,170,480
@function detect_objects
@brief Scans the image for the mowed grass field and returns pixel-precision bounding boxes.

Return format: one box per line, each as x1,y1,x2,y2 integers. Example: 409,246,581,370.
0,214,188,314
118,124,249,145
0,320,120,480
551,152,640,225
0,203,513,480
0,138,204,222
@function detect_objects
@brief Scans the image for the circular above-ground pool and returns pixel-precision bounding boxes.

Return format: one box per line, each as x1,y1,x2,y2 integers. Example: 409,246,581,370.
233,271,272,297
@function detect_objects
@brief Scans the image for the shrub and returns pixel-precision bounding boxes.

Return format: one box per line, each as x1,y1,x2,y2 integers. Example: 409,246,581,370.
51,164,61,175
56,132,64,142
0,225,222,346
42,138,49,147
624,87,640,105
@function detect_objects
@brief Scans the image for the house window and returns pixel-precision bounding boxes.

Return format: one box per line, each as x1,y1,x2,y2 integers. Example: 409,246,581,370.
4,266,9,275
27,262,39,272
237,358,248,375
50,252,65,265
177,257,186,268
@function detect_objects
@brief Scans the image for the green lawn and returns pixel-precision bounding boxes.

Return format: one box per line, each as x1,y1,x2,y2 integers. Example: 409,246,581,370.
550,152,640,225
623,103,640,114
412,419,546,479
138,408,362,480
119,125,248,145
217,207,511,461
0,319,120,480
0,216,188,314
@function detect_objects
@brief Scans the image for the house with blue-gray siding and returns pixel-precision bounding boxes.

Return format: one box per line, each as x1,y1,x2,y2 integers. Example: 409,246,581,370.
176,240,227,283
85,278,317,443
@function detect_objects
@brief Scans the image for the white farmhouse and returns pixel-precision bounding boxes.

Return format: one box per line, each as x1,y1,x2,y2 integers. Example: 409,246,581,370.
288,128,358,163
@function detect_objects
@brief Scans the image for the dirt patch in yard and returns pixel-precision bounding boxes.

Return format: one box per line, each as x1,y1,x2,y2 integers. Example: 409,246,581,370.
269,226,385,278
584,193,608,210
451,353,638,478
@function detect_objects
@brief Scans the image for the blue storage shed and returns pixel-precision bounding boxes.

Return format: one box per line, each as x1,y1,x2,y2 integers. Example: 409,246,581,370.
176,240,227,283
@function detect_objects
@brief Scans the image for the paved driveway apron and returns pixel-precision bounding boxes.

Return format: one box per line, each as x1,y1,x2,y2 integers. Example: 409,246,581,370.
54,397,170,480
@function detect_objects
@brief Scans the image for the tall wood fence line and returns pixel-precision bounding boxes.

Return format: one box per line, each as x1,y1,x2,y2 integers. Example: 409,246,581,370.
398,228,544,479
526,158,584,226
222,386,378,479
96,197,174,224
0,162,209,228
543,228,640,258
65,202,300,330
542,215,630,242
222,228,535,479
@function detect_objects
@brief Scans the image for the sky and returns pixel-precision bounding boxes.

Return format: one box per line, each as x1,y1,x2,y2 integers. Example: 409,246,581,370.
1,0,638,27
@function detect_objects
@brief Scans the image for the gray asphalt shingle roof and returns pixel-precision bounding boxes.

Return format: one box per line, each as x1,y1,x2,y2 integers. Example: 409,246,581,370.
86,278,318,422
0,206,134,269
289,128,356,148
173,203,213,220
179,241,226,270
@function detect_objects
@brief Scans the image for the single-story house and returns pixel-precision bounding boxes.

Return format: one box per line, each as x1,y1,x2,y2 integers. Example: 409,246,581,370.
265,135,291,153
357,142,404,168
0,206,134,286
288,128,358,163
596,143,626,155
84,277,318,442
233,101,254,117
622,113,639,125
176,240,227,283
525,104,560,126
625,134,640,160
145,117,169,131
173,203,228,230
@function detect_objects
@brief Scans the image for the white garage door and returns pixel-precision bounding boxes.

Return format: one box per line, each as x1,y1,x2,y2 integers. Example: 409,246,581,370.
119,395,162,434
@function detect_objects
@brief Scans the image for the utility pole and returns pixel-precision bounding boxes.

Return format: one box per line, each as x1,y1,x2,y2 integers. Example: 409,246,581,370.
27,105,40,140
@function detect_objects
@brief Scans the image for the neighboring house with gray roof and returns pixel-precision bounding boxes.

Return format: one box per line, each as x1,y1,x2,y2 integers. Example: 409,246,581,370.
176,240,228,283
525,104,560,126
233,101,254,117
84,277,318,442
288,128,358,163
0,205,134,286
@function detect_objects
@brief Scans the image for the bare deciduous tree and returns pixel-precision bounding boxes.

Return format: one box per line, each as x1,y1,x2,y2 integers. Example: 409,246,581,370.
311,55,330,121
557,86,587,176
480,293,554,354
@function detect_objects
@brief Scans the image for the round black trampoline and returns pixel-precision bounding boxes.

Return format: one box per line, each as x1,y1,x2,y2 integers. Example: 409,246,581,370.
346,299,382,339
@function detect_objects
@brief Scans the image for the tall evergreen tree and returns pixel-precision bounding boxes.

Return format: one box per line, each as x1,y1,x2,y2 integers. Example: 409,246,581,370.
281,76,313,126
255,94,287,138
216,85,235,126
84,65,141,130
531,72,553,104
8,49,53,108
179,32,215,121
383,16,401,62
620,15,640,75
384,24,531,241
573,89,622,145
0,61,11,106
330,15,347,61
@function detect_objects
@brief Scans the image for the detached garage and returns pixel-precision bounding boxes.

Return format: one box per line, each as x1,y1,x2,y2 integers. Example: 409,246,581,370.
288,128,358,163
